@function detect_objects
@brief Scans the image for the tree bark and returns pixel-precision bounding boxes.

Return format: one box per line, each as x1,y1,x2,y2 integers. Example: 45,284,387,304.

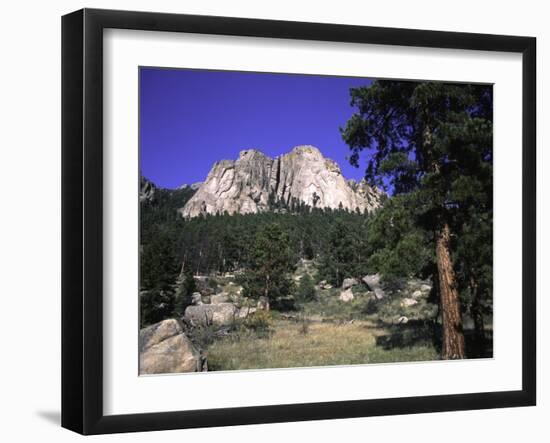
436,222,466,359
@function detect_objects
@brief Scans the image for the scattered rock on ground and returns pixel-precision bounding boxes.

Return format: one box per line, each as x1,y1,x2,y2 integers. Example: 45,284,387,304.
342,277,358,289
184,303,238,327
401,298,419,307
318,280,333,290
420,284,432,293
397,316,409,324
412,290,423,299
362,274,386,299
339,288,354,302
139,319,205,374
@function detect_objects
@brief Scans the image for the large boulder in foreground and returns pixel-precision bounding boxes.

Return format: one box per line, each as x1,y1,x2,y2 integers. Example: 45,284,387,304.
362,274,386,300
139,319,205,375
184,303,238,327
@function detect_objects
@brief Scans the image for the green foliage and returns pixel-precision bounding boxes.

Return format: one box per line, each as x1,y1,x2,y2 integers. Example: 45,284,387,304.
342,80,493,224
140,290,175,328
240,223,296,310
244,310,273,333
140,229,179,327
318,217,368,286
365,194,433,285
140,180,377,319
342,79,493,317
174,268,197,318
295,274,316,303
140,230,179,291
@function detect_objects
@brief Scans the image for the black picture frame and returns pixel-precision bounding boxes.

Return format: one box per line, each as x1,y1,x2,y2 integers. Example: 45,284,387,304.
61,8,536,435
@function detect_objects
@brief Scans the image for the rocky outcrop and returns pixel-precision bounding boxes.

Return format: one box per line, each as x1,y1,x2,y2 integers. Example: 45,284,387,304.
179,182,204,191
184,303,239,327
140,176,156,204
191,292,203,305
180,146,385,218
210,293,229,304
139,319,205,374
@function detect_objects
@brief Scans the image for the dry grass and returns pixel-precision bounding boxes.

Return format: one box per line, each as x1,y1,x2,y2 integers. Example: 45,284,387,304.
206,318,439,371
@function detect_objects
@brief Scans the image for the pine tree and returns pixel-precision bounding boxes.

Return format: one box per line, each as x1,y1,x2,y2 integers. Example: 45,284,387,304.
174,268,197,318
295,273,316,303
342,80,493,359
241,223,295,310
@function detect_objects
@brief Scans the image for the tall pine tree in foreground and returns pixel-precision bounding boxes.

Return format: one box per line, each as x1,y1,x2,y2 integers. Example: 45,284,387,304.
342,80,492,359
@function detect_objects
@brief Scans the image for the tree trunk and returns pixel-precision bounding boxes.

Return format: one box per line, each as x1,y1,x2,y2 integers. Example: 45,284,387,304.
436,222,466,359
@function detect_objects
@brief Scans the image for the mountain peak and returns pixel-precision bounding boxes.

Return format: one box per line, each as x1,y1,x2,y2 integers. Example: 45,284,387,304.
180,146,384,218
239,148,268,159
290,145,321,155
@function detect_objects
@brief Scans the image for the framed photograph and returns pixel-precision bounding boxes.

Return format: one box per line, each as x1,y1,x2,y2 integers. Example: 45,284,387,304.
62,8,536,435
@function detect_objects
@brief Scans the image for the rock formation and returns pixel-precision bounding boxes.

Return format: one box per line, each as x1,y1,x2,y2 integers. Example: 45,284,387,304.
139,319,206,374
139,176,156,204
362,274,386,300
339,288,354,302
180,145,385,218
184,303,239,327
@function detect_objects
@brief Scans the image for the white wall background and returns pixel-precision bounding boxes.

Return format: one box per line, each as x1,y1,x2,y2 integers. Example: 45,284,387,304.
0,0,546,441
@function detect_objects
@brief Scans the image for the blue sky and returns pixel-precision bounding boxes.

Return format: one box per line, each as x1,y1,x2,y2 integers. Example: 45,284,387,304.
139,67,373,189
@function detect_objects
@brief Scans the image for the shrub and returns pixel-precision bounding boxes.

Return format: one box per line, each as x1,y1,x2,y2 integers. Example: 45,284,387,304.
362,296,379,315
295,274,316,303
298,314,311,335
244,310,272,332
186,324,218,349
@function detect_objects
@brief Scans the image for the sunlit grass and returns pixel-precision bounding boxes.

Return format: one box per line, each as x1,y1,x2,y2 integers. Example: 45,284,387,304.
206,318,439,371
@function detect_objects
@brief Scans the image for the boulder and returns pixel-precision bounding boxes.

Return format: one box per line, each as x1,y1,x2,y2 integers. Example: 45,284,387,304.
339,288,354,302
210,292,229,304
257,296,270,311
237,306,257,319
412,290,423,299
191,292,203,305
397,316,409,324
362,274,386,299
184,303,238,327
342,277,358,290
420,284,432,293
401,298,418,307
318,280,333,290
139,319,205,374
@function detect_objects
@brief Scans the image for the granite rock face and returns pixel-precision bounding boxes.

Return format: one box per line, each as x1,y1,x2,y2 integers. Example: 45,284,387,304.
180,146,384,218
